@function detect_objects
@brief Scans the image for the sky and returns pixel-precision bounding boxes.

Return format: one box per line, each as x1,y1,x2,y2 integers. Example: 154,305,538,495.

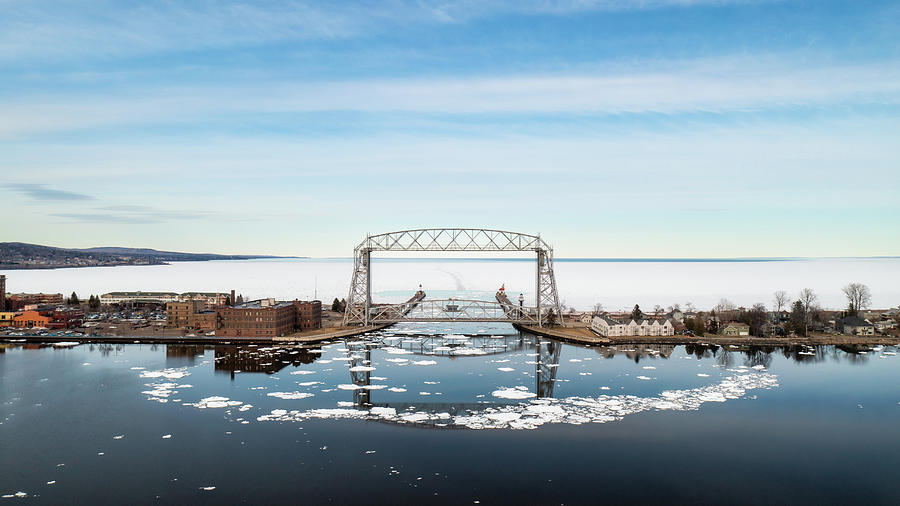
1,0,898,258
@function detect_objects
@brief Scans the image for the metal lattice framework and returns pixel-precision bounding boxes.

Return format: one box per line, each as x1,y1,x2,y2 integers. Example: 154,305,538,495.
368,299,538,324
343,228,563,327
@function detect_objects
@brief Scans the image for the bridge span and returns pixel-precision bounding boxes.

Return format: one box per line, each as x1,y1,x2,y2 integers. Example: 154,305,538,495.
343,228,563,327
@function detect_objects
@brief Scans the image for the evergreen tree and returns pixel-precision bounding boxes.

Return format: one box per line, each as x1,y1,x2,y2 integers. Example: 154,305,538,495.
630,304,643,321
332,298,341,312
69,292,79,305
789,300,806,336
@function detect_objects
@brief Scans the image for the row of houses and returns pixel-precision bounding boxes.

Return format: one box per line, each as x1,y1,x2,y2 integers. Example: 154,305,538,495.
590,316,676,337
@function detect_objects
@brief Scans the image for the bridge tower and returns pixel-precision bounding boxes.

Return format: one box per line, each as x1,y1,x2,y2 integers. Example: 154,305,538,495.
342,229,563,327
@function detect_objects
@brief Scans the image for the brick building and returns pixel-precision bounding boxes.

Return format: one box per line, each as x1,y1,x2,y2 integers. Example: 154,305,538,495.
216,299,298,338
294,300,323,331
8,293,64,310
166,301,217,331
48,308,85,329
167,301,200,328
13,310,52,328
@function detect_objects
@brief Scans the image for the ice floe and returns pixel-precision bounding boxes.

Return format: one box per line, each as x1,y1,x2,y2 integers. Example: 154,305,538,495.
140,368,190,380
267,392,314,400
497,367,515,372
290,370,315,375
348,365,375,372
412,360,437,366
188,396,244,409
253,372,778,430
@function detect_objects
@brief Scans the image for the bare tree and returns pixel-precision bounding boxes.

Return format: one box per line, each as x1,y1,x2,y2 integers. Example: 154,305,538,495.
773,290,788,313
842,282,871,316
798,288,818,334
653,304,663,316
714,298,737,322
592,303,604,316
684,302,695,313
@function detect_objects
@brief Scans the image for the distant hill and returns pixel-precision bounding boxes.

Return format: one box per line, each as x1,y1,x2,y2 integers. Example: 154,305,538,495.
0,242,294,269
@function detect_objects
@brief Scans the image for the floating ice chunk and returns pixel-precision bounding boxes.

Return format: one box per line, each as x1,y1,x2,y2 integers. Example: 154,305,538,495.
384,347,413,355
371,376,388,381
451,348,486,356
162,434,172,439
569,359,582,363
419,392,431,396
697,373,710,377
636,376,652,381
363,385,387,390
487,412,522,422
497,367,515,372
348,365,375,372
130,367,145,370
642,366,656,370
199,486,216,491
140,368,190,380
297,381,320,387
751,365,766,370
337,401,354,407
53,342,80,347
46,481,55,485
290,370,315,375
370,407,396,416
239,404,252,412
388,387,407,393
385,358,409,364
113,435,124,440
337,384,362,390
412,360,437,366
267,392,314,400
492,387,536,400
423,381,440,385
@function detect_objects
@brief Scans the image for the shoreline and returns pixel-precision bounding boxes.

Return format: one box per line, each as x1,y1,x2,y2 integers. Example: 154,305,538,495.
515,324,900,347
3,325,898,348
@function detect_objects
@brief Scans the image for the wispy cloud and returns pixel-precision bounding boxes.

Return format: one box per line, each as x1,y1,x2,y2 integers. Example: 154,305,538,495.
1,56,898,138
50,205,213,224
0,0,771,61
5,183,95,201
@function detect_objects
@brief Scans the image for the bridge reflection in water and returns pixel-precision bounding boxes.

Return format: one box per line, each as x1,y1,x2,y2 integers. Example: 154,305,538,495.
345,333,562,413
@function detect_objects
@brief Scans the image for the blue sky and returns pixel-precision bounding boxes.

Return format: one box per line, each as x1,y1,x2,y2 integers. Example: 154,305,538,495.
1,0,898,257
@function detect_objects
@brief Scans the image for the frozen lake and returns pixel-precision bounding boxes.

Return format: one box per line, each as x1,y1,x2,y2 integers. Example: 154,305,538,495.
2,256,899,311
1,326,899,503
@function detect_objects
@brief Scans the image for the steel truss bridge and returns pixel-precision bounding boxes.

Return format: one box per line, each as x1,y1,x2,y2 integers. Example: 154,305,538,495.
343,228,563,327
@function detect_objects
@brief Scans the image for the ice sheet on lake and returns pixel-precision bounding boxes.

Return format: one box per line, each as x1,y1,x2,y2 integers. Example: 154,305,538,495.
255,372,778,430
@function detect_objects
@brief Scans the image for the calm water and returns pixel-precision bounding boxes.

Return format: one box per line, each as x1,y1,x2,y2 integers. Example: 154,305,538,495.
2,323,899,504
3,257,900,311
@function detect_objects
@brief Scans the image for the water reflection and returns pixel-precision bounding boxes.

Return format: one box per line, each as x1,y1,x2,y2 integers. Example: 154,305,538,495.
213,345,320,378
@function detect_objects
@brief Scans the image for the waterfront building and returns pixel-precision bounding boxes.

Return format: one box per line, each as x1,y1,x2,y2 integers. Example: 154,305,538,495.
216,298,298,338
215,298,323,338
873,319,896,332
0,275,5,308
48,308,85,329
178,292,229,309
721,322,750,336
590,316,675,337
838,316,875,336
294,300,323,331
13,310,51,328
167,301,201,328
0,312,15,327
